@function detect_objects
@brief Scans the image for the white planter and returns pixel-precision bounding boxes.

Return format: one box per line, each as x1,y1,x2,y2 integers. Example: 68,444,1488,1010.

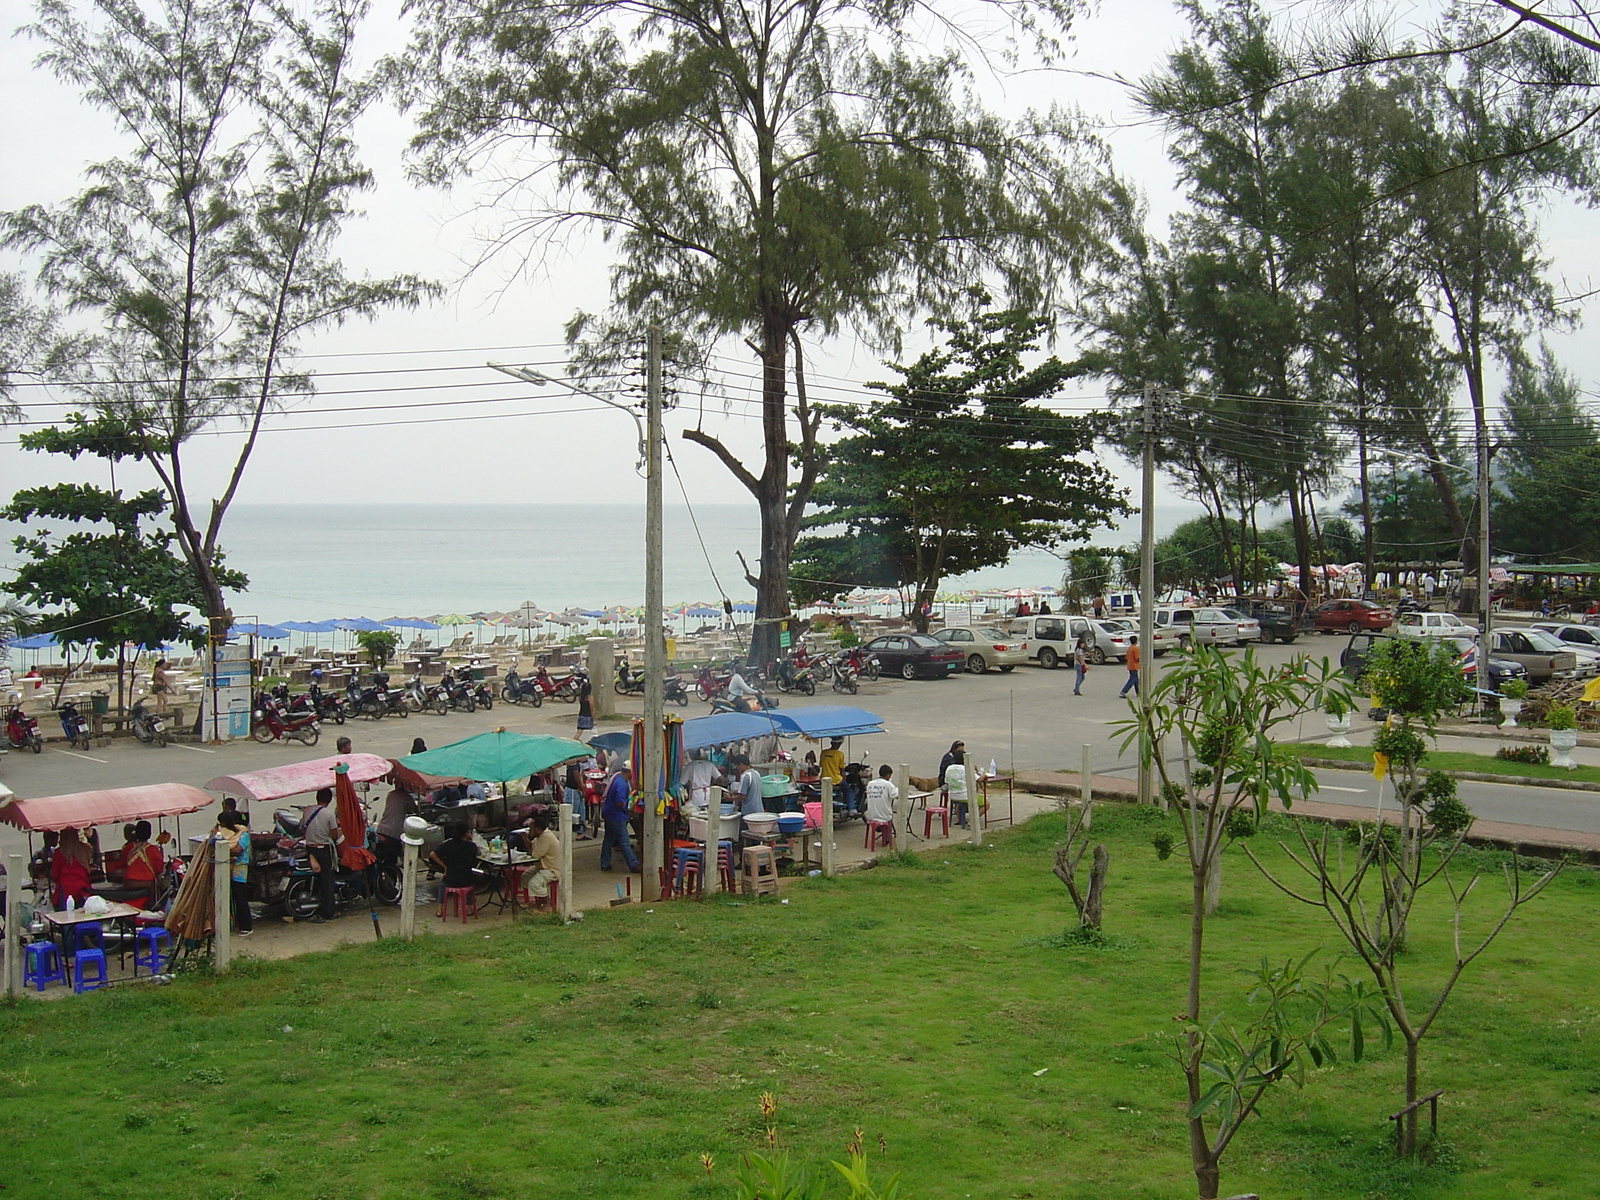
1548,728,1579,770
1499,698,1522,729
1325,712,1353,749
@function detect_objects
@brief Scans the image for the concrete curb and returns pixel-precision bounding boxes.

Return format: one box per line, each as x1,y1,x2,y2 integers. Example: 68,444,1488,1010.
1294,755,1600,794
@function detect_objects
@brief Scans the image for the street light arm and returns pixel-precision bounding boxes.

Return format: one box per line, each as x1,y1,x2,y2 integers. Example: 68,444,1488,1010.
487,360,646,464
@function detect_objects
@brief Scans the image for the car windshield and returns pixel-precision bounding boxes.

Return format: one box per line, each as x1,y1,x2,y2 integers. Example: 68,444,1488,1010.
1220,609,1248,620
1523,628,1570,652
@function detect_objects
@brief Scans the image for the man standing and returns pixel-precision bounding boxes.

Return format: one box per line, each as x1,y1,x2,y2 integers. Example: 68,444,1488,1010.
1119,635,1141,700
727,753,766,817
600,763,641,872
300,787,343,922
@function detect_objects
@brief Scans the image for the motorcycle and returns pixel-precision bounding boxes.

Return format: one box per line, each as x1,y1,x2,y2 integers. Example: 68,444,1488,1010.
615,659,645,696
57,700,92,750
663,672,689,707
301,683,347,725
346,672,408,720
440,669,477,714
710,688,779,714
500,668,545,707
402,674,439,713
274,809,399,918
825,653,859,695
841,646,880,681
774,656,817,696
527,664,584,703
129,697,170,747
470,676,496,711
252,694,321,746
5,704,43,753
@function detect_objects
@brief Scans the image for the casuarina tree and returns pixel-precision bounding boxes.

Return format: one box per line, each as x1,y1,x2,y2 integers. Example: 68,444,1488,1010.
3,0,433,633
392,0,1114,663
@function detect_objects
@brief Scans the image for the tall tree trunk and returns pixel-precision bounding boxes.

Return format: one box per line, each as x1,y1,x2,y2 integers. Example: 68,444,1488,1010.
1083,844,1107,930
1186,861,1217,1197
1402,1032,1422,1156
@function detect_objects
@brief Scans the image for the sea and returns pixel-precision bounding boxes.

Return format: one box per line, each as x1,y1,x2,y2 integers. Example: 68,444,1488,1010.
2,502,1203,628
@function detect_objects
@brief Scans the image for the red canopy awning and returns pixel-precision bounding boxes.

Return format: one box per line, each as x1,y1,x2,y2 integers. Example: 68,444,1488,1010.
205,753,394,803
0,783,216,832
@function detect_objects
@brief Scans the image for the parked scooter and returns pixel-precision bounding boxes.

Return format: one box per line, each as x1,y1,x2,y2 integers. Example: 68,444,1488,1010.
663,672,689,707
129,697,170,747
841,646,880,681
402,674,438,713
303,682,347,725
252,693,321,746
500,668,545,707
57,700,92,750
5,704,43,753
468,674,496,711
526,663,583,703
774,655,817,696
615,658,645,695
440,668,477,714
825,653,859,695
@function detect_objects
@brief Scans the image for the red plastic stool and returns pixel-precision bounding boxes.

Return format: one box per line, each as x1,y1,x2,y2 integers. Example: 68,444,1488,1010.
716,841,737,893
923,801,950,838
438,886,478,922
532,879,559,911
865,820,895,851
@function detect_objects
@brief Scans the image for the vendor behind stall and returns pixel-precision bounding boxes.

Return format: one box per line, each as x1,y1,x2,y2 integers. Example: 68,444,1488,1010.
727,754,765,817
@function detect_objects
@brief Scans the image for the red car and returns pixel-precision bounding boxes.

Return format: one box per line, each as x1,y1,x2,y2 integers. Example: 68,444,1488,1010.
1306,598,1393,634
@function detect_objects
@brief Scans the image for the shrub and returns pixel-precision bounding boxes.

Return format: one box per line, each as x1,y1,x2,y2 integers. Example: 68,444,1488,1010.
1496,744,1549,765
1499,679,1529,700
1547,703,1577,731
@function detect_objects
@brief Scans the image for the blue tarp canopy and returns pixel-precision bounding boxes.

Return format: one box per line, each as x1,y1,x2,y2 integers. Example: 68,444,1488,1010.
680,712,788,750
679,706,885,750
769,705,885,738
9,632,58,649
281,620,338,633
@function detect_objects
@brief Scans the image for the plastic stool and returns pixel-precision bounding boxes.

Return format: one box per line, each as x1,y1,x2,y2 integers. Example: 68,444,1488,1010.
134,927,172,974
438,886,478,922
865,820,895,851
532,879,559,911
717,840,737,893
24,942,64,992
73,947,109,993
672,847,704,897
67,921,104,957
740,845,778,897
923,802,950,838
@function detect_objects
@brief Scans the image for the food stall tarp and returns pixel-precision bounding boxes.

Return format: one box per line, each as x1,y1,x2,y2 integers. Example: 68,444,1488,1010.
680,712,787,750
398,730,590,782
0,783,215,831
768,706,885,738
205,753,394,803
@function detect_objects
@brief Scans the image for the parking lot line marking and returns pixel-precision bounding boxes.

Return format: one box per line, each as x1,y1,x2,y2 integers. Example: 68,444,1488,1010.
168,742,216,753
1318,785,1367,794
53,748,108,764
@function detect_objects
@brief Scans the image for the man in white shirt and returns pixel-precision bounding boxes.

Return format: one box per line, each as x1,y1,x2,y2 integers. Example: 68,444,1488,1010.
725,669,759,712
864,764,898,827
682,750,721,811
727,753,767,817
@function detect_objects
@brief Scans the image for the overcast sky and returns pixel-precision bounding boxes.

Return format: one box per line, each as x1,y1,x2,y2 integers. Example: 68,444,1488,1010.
2,0,1596,515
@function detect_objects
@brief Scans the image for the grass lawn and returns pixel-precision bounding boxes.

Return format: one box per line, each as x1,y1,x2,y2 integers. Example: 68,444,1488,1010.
3,806,1598,1200
1285,740,1600,785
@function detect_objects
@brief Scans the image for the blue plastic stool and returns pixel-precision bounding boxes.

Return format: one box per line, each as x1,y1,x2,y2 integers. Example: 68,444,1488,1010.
73,947,109,993
134,926,171,974
671,847,704,897
67,920,104,957
24,942,64,992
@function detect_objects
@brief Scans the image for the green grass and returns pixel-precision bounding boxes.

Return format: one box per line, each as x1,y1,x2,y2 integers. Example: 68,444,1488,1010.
3,807,1598,1199
1286,739,1600,785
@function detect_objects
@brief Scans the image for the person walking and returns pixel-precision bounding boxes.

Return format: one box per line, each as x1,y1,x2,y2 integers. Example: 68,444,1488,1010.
300,787,343,922
1119,635,1141,699
599,763,641,872
575,676,595,740
1092,594,1106,620
1073,635,1089,696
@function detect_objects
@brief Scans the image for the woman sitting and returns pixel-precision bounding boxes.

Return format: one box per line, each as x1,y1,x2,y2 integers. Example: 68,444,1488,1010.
120,820,166,909
51,827,94,909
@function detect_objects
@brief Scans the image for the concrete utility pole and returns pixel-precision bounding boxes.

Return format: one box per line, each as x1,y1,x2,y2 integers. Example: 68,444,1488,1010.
642,326,666,900
1138,383,1159,807
1475,404,1494,702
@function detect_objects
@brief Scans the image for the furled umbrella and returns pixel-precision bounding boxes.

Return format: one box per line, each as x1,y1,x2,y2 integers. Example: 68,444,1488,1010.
333,763,379,937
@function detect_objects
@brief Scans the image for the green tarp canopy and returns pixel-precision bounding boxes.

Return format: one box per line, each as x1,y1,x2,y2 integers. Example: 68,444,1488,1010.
1503,564,1600,576
397,729,591,783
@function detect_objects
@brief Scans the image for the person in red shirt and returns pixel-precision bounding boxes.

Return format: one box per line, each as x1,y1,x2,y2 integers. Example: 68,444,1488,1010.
1120,636,1141,699
120,820,165,909
51,827,93,909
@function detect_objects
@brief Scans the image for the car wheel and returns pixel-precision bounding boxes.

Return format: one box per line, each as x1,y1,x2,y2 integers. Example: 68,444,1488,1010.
1087,646,1108,665
1038,647,1058,669
966,654,987,675
901,662,917,681
1177,634,1191,651
1348,621,1362,634
1258,627,1275,644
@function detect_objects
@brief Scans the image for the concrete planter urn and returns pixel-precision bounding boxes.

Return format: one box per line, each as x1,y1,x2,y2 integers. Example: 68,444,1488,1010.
1498,698,1522,729
1325,711,1353,748
1548,729,1579,770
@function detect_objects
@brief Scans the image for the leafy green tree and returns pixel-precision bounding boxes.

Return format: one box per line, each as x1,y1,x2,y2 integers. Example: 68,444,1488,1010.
355,629,401,669
1497,341,1596,476
393,0,1112,663
3,0,433,630
792,305,1125,629
1247,637,1559,1155
0,272,79,422
1059,548,1116,613
1114,646,1360,1198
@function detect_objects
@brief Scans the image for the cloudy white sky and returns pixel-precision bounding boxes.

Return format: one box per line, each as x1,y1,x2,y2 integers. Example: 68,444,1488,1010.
1,0,1596,514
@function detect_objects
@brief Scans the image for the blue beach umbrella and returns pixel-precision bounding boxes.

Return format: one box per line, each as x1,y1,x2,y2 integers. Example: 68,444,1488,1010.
234,621,295,641
333,617,388,632
731,602,757,614
685,606,720,618
384,618,441,630
281,620,338,634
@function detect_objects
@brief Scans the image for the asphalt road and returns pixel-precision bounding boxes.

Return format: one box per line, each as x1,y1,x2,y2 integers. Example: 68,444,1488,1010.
4,637,1598,866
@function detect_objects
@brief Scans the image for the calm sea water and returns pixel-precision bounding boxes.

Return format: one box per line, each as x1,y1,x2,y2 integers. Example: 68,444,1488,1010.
3,502,1202,626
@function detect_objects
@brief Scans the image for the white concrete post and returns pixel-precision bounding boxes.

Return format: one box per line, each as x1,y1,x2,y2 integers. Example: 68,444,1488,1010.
558,801,574,920
398,841,419,941
966,752,982,847
587,636,616,719
4,854,20,997
1081,743,1094,830
896,761,909,850
212,837,231,971
821,779,836,878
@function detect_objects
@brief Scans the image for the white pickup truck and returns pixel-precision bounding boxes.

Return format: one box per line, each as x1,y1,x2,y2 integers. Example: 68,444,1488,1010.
1151,606,1261,648
1393,611,1478,639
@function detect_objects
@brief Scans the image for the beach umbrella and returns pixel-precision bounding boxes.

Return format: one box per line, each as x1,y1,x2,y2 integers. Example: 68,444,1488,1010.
234,621,295,641
332,617,388,632
731,602,757,614
578,609,608,619
685,605,720,618
334,765,377,871
399,728,591,783
384,618,441,630
436,614,470,626
281,620,338,633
